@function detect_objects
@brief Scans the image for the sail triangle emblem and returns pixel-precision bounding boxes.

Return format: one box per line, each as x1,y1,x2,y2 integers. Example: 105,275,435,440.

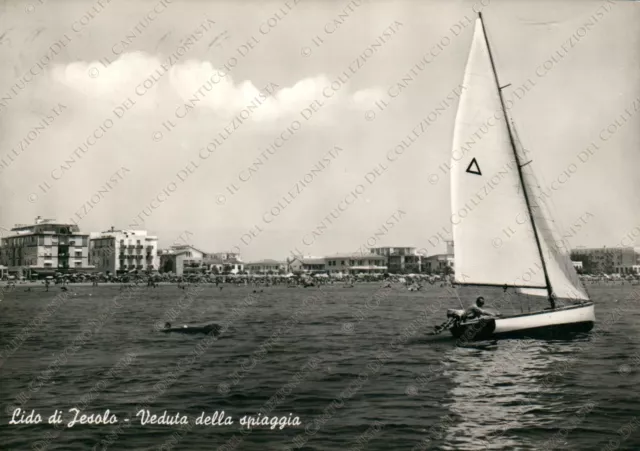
466,158,482,175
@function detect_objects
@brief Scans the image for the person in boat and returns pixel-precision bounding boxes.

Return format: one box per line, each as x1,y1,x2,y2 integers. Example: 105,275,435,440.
165,322,172,329
464,297,499,320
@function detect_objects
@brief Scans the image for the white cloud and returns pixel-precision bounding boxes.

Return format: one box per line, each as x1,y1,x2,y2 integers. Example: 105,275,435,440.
51,52,378,122
351,87,386,109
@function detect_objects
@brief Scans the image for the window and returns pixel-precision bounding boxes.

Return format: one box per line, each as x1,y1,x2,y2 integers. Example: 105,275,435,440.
75,261,82,267
44,262,52,267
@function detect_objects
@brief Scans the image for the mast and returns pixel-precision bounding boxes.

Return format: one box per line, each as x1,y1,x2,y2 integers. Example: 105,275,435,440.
477,12,555,307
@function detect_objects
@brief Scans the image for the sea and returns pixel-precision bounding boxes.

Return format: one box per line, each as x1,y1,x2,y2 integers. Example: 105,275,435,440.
0,283,639,451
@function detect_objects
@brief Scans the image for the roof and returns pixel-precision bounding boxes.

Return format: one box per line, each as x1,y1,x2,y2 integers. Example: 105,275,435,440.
326,253,386,259
425,254,454,260
291,257,326,264
169,244,207,254
245,259,286,265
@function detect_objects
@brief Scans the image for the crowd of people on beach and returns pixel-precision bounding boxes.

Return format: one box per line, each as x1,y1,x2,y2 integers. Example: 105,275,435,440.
2,272,638,293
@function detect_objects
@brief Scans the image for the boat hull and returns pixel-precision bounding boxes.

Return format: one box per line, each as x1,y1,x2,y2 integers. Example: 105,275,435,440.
161,323,220,335
450,302,595,341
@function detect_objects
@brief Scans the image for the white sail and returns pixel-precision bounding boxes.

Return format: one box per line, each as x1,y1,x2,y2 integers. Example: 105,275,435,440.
516,153,590,301
451,18,546,288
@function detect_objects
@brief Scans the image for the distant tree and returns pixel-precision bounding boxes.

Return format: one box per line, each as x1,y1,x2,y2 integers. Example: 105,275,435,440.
571,254,597,274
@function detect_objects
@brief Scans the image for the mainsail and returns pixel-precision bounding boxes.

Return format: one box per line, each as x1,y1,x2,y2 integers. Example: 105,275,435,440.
451,18,546,288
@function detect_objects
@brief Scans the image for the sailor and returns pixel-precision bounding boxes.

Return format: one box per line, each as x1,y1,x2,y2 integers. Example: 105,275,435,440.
164,322,172,329
465,296,498,320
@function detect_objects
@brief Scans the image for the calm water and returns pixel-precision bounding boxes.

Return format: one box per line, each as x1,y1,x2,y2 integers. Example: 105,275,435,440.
1,283,639,450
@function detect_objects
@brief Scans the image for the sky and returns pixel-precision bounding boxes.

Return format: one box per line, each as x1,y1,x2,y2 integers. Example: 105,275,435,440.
0,0,638,260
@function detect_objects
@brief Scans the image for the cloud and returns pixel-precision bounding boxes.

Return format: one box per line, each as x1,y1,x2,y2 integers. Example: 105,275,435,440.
51,52,160,101
50,52,375,122
351,87,385,109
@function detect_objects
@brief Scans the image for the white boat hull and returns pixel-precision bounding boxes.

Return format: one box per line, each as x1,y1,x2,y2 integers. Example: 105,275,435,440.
450,302,595,341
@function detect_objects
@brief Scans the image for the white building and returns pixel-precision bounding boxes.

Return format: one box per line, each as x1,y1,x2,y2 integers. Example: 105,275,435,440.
90,228,159,274
288,256,326,273
324,253,387,274
0,217,94,278
244,259,287,274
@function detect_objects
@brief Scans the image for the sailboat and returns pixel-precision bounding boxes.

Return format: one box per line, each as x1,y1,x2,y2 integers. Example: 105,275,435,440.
442,13,595,341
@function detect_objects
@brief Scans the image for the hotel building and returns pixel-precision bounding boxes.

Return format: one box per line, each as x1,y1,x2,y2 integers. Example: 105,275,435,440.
90,228,158,274
370,247,423,273
0,217,94,278
324,253,387,274
571,247,640,274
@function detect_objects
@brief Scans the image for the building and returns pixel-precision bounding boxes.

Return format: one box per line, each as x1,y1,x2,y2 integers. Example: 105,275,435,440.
288,257,326,274
0,217,94,278
324,253,387,275
158,245,244,275
572,261,584,271
424,254,454,273
90,228,159,274
202,256,244,274
244,259,287,274
424,240,454,274
209,252,242,262
370,247,423,273
571,247,639,274
158,245,206,275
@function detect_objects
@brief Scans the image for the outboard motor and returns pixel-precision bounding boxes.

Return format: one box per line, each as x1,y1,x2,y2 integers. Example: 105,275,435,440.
432,309,466,335
447,309,465,321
